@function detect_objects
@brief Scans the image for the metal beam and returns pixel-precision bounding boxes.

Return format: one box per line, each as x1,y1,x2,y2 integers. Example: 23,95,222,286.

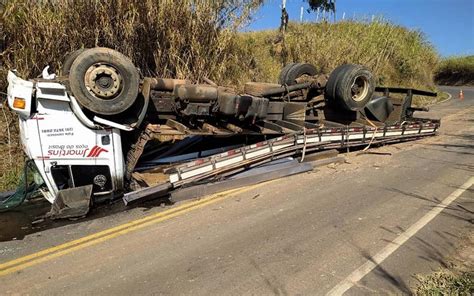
170,161,313,203
276,120,305,131
166,119,189,134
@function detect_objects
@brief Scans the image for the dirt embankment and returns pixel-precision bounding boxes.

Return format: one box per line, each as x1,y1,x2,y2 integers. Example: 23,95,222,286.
435,56,474,86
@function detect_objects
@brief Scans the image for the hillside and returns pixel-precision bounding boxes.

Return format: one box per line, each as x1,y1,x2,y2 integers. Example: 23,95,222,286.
224,21,438,92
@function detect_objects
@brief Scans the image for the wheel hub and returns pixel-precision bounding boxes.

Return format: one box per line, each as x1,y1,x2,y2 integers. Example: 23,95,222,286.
351,76,369,102
84,64,122,99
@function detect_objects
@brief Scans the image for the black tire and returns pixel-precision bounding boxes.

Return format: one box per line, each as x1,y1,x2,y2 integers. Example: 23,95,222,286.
324,64,353,107
325,64,375,111
278,63,297,85
281,63,318,85
62,49,87,76
69,47,139,115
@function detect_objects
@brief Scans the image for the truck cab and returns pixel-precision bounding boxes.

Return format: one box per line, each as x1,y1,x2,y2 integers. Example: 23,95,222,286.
7,71,125,204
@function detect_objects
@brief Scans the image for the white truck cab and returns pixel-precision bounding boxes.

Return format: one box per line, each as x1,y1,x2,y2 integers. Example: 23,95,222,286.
7,71,125,205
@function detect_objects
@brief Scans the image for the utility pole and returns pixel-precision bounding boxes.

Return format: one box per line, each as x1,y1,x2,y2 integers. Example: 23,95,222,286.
280,0,289,32
300,6,304,22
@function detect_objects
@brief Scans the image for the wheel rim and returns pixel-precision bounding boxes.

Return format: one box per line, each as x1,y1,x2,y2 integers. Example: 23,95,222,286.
351,75,369,102
84,63,122,99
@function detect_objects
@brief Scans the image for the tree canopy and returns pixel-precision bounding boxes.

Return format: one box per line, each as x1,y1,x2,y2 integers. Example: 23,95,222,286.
305,0,335,13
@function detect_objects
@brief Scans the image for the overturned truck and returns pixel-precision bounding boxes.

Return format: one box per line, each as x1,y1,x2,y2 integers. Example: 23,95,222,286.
5,48,439,216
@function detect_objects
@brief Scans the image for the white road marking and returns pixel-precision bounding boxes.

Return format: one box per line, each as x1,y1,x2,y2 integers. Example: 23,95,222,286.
326,176,474,296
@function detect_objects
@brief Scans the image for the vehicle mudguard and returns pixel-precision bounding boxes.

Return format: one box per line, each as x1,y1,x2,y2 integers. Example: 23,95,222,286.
364,96,394,122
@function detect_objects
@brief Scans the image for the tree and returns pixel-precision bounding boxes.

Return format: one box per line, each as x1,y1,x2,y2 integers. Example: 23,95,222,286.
305,0,336,21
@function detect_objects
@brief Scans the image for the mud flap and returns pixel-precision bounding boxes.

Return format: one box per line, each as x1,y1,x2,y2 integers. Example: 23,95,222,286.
48,185,92,219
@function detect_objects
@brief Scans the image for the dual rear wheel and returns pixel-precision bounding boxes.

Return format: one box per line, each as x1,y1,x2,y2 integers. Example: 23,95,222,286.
279,62,375,111
324,64,375,111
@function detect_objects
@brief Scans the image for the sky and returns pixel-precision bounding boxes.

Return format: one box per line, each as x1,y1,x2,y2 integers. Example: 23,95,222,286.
248,0,474,57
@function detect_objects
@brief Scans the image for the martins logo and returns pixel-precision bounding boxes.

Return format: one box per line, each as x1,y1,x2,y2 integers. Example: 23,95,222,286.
86,145,109,157
47,144,109,158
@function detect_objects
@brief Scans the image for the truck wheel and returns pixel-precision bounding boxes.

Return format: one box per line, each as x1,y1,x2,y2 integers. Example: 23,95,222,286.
324,64,350,107
280,63,318,85
62,49,87,76
325,64,375,111
278,63,297,85
68,47,139,115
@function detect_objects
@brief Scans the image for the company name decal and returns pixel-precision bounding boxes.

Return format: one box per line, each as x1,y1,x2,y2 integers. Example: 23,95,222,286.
47,144,108,158
86,146,108,157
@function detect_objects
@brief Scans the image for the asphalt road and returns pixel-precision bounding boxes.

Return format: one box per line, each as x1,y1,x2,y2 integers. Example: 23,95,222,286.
0,86,473,295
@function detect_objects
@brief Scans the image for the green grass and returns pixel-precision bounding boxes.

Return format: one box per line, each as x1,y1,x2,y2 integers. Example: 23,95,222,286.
415,270,473,295
0,103,24,191
414,234,474,295
0,165,24,192
435,55,474,86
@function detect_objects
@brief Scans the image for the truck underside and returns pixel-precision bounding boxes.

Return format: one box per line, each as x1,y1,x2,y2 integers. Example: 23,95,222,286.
4,47,440,217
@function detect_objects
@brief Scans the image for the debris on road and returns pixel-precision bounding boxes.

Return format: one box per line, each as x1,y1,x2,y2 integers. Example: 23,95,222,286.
309,156,346,168
356,151,393,156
